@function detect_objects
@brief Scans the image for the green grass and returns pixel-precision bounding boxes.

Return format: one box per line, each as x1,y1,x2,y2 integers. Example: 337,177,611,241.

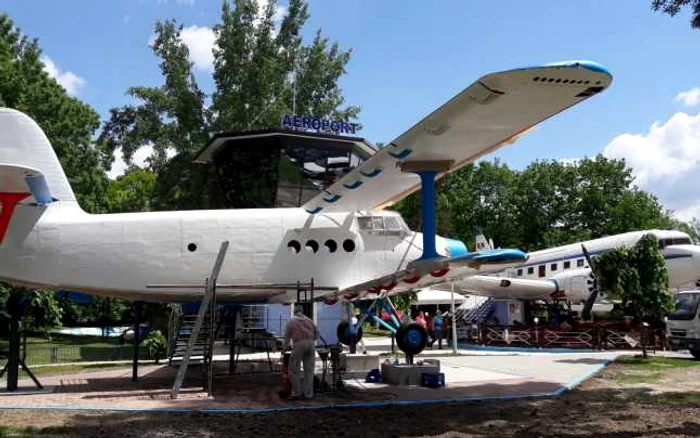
0,425,71,437
617,355,700,370
614,355,700,384
655,392,700,406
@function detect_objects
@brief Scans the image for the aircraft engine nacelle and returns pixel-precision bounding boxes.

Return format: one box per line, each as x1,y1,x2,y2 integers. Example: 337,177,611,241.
550,268,597,304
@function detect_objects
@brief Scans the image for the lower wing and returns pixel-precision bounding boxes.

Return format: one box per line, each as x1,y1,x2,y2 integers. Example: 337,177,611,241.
321,249,529,302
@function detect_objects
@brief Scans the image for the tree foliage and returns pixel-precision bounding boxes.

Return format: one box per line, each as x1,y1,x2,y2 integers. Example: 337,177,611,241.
393,155,677,252
99,0,359,211
593,233,673,322
652,0,700,28
107,168,157,213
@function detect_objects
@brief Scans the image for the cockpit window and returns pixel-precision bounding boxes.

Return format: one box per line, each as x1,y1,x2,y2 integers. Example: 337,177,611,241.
357,217,373,230
357,215,407,235
660,237,692,249
384,216,401,230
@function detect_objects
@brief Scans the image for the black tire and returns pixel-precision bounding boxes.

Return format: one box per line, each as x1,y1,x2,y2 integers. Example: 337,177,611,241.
396,323,428,356
690,349,700,360
337,321,363,347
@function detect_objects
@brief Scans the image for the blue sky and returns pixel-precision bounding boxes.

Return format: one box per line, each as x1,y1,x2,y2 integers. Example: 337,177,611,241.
3,1,700,219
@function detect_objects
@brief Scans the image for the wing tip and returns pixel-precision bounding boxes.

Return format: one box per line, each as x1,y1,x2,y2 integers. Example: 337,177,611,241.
542,60,612,78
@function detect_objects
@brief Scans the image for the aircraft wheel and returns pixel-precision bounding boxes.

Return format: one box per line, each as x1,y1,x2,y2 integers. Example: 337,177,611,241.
337,321,363,347
396,323,428,356
690,349,700,360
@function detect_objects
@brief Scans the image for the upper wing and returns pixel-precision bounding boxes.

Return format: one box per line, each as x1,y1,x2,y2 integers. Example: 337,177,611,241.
302,60,612,214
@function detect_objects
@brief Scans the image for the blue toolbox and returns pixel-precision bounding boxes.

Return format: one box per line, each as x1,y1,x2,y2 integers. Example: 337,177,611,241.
420,372,445,388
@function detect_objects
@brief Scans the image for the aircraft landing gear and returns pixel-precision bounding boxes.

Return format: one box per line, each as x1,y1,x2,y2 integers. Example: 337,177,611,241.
336,296,428,359
396,323,428,362
336,320,363,349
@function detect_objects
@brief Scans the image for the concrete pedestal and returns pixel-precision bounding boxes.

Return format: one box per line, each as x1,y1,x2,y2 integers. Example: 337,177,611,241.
381,359,440,386
339,354,381,378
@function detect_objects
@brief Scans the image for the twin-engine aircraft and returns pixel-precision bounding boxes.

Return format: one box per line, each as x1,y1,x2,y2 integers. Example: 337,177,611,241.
0,60,613,355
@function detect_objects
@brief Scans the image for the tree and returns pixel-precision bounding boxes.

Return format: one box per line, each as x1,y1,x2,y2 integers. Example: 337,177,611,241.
593,233,673,357
392,155,679,254
107,168,157,213
23,290,63,339
652,0,700,28
99,0,359,211
0,14,110,213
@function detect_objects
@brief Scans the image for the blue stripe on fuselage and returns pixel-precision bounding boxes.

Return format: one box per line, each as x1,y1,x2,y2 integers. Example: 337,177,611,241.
517,249,691,270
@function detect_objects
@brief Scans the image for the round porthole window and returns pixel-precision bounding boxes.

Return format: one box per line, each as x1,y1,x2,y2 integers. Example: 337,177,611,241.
324,239,338,253
343,239,355,252
287,240,301,253
306,240,319,253
187,243,197,252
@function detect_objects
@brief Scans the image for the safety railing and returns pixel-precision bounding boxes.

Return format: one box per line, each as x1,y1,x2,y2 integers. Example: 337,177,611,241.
465,324,667,350
0,345,152,366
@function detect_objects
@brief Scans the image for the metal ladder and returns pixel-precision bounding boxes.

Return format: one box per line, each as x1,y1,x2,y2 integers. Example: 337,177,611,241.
170,241,229,399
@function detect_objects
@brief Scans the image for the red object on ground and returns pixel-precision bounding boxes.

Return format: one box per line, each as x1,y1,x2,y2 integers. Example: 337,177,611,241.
279,352,292,398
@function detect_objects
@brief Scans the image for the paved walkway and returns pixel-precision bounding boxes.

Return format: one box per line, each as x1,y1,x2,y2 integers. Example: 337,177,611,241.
0,348,618,412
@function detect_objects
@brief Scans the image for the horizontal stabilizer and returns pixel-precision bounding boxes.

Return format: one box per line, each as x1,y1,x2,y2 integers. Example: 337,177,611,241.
0,163,54,204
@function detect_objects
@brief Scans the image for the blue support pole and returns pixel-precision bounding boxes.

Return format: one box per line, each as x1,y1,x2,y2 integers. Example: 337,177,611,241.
416,170,439,260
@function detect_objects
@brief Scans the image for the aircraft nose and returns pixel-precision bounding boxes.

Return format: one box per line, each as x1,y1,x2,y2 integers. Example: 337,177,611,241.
444,238,468,257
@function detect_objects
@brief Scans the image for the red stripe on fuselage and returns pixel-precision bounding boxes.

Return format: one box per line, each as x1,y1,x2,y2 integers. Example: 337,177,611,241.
0,192,30,244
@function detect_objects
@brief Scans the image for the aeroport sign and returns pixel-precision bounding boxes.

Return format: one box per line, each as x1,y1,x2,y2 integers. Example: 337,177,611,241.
282,113,359,135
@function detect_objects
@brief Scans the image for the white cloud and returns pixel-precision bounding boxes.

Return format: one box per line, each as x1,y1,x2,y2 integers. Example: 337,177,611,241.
256,0,287,25
179,25,216,72
556,158,580,166
676,87,700,108
108,145,177,179
603,111,700,220
148,2,286,73
40,56,86,96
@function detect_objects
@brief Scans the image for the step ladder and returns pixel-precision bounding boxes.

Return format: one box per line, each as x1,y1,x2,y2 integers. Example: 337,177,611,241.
168,311,218,365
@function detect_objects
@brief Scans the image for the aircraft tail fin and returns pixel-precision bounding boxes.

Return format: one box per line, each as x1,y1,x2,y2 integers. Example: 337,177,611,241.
474,226,494,251
0,108,76,204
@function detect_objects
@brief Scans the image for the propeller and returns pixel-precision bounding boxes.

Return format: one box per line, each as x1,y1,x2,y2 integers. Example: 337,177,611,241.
581,244,598,321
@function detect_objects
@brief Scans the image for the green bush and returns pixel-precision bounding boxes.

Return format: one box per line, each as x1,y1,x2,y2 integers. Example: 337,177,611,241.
143,330,167,363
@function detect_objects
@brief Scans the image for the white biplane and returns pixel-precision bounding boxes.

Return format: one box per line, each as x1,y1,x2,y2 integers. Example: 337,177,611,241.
0,60,612,356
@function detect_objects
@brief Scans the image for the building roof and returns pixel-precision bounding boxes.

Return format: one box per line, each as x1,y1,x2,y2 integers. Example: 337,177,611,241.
193,129,377,164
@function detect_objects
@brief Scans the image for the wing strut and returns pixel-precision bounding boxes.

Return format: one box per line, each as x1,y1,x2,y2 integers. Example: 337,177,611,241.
399,160,454,260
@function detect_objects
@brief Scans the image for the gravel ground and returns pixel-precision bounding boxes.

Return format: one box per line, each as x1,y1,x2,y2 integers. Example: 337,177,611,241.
2,360,700,437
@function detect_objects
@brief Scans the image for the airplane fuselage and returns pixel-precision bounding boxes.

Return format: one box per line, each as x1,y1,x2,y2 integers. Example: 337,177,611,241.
0,202,464,302
447,230,700,302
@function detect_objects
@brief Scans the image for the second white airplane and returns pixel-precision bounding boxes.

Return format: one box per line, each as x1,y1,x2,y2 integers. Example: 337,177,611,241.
442,229,700,303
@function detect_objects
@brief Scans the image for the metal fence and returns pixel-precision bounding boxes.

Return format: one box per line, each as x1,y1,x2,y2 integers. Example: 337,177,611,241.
1,345,152,366
462,324,668,350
